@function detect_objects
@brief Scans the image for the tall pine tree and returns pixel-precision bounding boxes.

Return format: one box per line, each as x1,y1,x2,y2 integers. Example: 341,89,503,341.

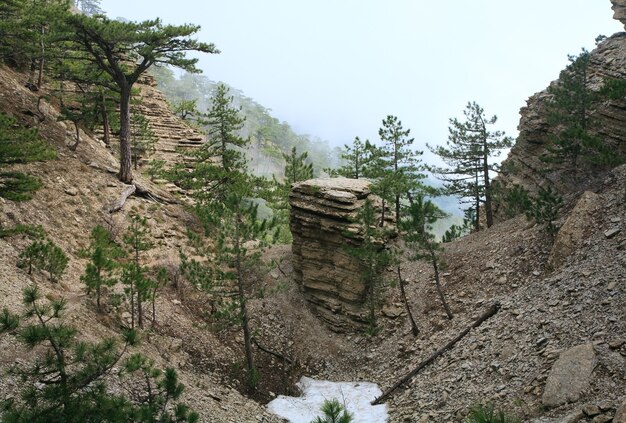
64,14,219,183
429,102,511,230
377,116,425,224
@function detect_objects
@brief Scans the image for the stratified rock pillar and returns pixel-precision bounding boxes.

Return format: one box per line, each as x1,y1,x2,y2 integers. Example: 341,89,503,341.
289,178,379,331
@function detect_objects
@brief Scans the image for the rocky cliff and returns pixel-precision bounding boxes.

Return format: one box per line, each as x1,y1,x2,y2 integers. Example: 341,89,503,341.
289,177,389,331
496,32,626,196
612,0,626,28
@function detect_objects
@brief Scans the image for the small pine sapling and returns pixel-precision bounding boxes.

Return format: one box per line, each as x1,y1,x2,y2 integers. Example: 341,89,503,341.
525,187,563,238
18,237,68,282
122,215,154,329
80,225,121,311
311,398,353,423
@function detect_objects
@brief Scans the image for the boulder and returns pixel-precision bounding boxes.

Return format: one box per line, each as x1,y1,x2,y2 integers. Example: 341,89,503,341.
614,397,626,423
547,191,599,269
542,343,596,408
289,177,390,331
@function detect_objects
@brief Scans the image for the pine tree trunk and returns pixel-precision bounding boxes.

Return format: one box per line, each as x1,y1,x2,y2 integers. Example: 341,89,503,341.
119,87,133,183
130,278,135,330
395,195,400,226
101,92,111,147
37,25,45,89
397,266,419,336
151,290,157,326
482,148,493,228
137,295,143,328
430,247,453,319
474,167,481,232
235,210,255,385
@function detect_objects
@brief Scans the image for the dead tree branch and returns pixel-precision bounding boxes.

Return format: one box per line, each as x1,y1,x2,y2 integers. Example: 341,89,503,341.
372,302,500,405
252,337,293,365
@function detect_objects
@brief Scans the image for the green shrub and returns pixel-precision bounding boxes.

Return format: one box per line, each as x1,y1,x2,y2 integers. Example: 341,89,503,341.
0,224,45,239
501,184,532,218
465,404,520,423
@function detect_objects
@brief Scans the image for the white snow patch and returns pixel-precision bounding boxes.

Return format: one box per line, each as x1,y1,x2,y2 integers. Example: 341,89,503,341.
267,376,388,423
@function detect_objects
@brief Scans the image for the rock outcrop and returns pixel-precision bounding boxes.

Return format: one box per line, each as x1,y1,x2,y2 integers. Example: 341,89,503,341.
612,0,626,29
496,33,626,197
134,74,206,167
289,178,388,331
547,191,599,269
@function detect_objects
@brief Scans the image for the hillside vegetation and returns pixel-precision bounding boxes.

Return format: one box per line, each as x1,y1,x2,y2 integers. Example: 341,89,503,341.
0,1,624,423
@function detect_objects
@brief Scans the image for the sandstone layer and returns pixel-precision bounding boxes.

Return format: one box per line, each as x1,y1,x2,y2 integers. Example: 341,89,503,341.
289,178,386,331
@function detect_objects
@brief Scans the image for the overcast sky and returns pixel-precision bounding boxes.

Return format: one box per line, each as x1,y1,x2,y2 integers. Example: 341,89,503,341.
102,1,622,156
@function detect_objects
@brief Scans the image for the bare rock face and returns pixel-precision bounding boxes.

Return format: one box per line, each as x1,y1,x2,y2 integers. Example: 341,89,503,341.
547,191,599,269
614,397,626,423
542,343,596,408
496,33,626,196
289,178,387,331
612,0,626,29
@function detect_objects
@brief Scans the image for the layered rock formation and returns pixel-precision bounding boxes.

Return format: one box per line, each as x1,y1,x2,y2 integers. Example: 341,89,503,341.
612,0,626,28
289,178,388,331
134,74,206,167
496,33,626,196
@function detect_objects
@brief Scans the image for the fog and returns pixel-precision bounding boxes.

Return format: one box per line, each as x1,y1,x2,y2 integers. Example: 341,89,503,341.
102,0,622,159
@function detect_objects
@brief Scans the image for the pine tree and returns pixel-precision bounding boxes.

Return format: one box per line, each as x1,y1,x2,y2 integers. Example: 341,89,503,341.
0,112,56,201
0,286,198,423
312,398,354,423
122,215,154,329
265,146,313,239
361,141,395,226
283,146,313,184
122,354,199,423
171,83,246,202
346,199,392,332
401,195,453,319
80,225,121,312
0,0,70,89
378,115,425,224
0,286,134,423
543,49,623,173
64,14,219,183
18,237,68,282
428,102,512,230
130,112,157,170
198,171,277,389
331,136,370,179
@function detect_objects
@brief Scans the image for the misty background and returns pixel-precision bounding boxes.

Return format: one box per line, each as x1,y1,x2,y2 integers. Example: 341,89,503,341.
101,1,622,155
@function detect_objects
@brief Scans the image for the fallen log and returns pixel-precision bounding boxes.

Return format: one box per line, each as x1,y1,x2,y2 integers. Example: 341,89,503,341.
371,302,500,405
252,337,294,365
107,184,136,213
